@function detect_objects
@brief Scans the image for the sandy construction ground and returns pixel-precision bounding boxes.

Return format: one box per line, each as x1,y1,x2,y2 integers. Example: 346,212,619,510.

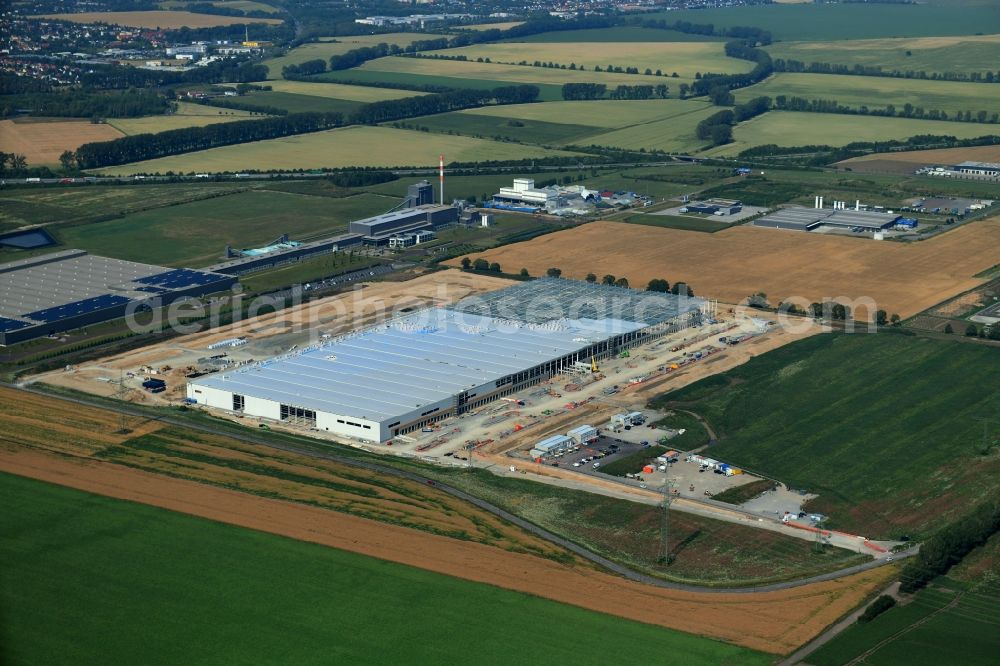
35,10,280,28
446,219,1000,319
34,270,516,402
0,118,123,165
0,446,896,655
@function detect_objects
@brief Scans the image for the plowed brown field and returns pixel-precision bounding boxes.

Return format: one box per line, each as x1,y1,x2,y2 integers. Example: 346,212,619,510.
0,447,895,655
447,219,1000,318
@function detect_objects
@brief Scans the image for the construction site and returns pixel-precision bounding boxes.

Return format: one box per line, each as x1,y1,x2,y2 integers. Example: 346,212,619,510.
24,267,894,560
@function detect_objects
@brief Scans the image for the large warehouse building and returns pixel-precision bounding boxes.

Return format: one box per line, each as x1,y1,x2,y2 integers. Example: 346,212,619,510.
754,206,900,232
187,279,706,443
0,250,236,345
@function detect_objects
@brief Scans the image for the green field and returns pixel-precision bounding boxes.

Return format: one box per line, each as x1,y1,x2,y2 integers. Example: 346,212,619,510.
424,41,751,79
577,106,720,153
509,26,726,43
239,253,382,293
261,79,426,102
646,4,1000,40
392,112,600,146
94,126,580,175
462,98,714,128
421,96,718,154
767,34,1000,77
108,101,262,135
224,89,364,115
706,111,999,156
651,333,1000,539
45,189,392,266
312,68,566,102
735,73,1000,118
354,55,693,89
425,466,867,586
0,472,769,665
809,580,1000,666
262,33,444,78
623,212,737,233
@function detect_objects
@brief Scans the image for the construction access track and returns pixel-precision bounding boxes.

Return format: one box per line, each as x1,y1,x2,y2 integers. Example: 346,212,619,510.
0,383,908,654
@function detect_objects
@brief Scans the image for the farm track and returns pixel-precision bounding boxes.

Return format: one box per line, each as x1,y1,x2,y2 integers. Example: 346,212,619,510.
4,380,914,594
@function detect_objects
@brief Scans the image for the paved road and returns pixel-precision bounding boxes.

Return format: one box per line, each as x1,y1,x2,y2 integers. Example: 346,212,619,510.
6,382,914,593
778,581,904,666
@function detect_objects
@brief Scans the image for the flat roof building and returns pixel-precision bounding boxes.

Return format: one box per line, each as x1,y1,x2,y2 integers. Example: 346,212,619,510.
754,206,898,232
349,205,457,245
0,250,236,345
187,279,706,443
955,161,1000,176
530,434,573,459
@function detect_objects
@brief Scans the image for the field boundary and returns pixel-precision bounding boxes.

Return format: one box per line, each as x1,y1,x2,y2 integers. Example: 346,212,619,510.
9,380,913,594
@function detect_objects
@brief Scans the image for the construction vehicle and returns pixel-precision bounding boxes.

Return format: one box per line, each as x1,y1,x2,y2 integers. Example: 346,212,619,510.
590,356,599,373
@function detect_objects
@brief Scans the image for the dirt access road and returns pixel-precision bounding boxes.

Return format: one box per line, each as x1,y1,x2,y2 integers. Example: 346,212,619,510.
0,446,896,655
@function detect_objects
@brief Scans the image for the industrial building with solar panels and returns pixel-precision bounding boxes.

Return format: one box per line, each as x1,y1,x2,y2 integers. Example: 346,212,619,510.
0,250,236,345
186,279,708,444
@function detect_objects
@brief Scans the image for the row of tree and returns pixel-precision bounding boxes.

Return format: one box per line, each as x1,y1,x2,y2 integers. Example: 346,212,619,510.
197,98,288,116
68,83,540,168
690,40,774,98
78,57,268,90
899,499,1000,593
281,58,328,78
773,95,1000,124
608,85,669,100
0,89,168,119
348,85,539,125
737,133,1000,161
562,83,607,100
772,58,1000,84
71,112,344,169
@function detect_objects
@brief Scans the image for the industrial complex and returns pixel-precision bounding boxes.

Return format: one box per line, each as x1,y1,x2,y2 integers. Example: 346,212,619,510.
186,278,707,443
754,197,908,233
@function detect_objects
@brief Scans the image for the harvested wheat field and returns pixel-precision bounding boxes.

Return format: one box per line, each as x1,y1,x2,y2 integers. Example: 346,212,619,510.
0,444,896,655
448,219,1000,318
0,386,565,558
35,10,280,29
839,144,1000,172
0,118,123,165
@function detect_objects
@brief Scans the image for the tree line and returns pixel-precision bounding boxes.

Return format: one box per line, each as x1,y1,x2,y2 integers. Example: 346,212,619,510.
347,85,539,125
736,133,1000,165
0,89,168,119
772,94,1000,125
78,58,268,90
562,83,607,100
68,84,540,168
773,58,1000,84
71,112,343,169
899,499,1000,593
608,85,669,100
281,58,327,78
